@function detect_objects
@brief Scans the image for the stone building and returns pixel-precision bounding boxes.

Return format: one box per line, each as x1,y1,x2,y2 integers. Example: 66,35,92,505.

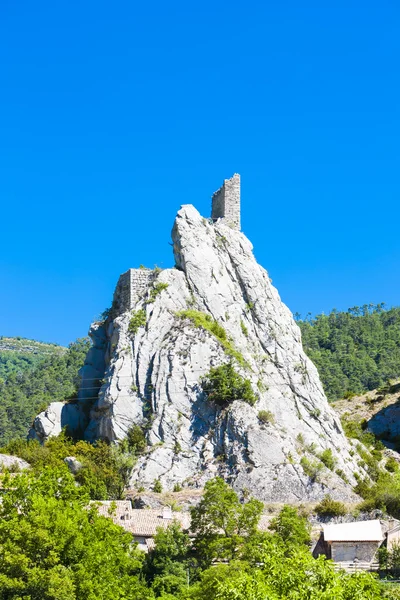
314,520,384,571
94,501,191,552
211,173,241,230
94,500,272,553
113,268,154,313
113,174,242,315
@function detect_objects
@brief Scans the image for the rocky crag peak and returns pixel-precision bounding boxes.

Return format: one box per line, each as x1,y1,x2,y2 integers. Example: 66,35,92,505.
31,176,364,502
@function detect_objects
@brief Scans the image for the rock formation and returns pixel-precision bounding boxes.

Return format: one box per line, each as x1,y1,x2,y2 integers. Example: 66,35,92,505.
31,179,365,502
0,454,30,471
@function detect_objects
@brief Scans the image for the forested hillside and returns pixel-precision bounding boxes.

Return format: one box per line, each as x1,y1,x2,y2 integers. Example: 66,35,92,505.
0,337,65,380
298,304,400,401
0,338,90,445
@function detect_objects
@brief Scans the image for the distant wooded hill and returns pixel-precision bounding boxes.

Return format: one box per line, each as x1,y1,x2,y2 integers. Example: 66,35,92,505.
0,337,66,380
298,304,400,401
0,338,90,445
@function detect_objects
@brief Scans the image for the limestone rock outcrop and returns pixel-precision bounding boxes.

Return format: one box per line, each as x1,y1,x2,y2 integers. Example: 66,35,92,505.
29,402,82,444
0,454,30,471
31,204,364,502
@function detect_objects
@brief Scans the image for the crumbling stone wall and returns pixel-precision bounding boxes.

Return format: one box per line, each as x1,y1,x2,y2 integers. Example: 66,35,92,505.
113,268,153,313
211,173,240,230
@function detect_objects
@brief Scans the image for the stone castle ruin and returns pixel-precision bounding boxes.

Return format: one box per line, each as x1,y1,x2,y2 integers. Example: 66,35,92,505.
114,173,241,313
211,173,240,230
113,268,154,313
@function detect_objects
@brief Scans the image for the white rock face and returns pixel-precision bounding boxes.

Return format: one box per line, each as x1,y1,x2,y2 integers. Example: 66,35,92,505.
30,204,364,502
29,402,82,443
0,454,30,471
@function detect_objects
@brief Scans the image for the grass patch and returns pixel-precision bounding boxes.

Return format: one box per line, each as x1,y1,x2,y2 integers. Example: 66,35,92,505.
145,282,169,305
258,410,275,424
177,309,247,367
319,448,336,471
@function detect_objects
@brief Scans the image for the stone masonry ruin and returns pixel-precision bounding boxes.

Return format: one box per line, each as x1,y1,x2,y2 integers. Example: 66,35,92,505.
211,173,241,230
113,174,241,314
113,268,153,313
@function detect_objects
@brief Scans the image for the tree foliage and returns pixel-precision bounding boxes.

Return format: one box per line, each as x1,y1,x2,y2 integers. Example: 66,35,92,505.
144,521,191,597
1,432,134,500
0,471,384,599
0,338,90,445
269,505,311,547
298,304,400,401
0,467,150,600
190,477,264,566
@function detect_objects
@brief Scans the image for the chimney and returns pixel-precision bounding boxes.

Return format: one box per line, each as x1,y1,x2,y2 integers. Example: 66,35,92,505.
162,506,173,520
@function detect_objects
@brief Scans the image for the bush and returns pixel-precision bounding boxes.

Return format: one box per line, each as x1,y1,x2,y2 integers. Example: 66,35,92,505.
145,282,169,304
315,495,346,517
153,479,162,493
201,363,257,407
300,456,323,481
128,309,147,335
319,448,336,471
258,410,275,424
335,468,349,484
173,441,182,455
386,457,399,473
126,424,147,455
1,433,134,500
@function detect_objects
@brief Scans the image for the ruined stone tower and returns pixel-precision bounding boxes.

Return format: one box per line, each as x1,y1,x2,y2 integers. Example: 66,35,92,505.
113,268,153,313
113,175,241,316
211,173,240,230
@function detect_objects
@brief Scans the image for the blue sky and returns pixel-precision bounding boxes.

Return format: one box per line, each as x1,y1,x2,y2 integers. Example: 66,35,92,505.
0,0,399,346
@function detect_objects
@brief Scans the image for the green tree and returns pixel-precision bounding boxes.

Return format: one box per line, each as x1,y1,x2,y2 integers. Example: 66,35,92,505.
190,477,263,566
145,521,191,597
0,338,90,445
269,505,311,547
0,467,152,600
298,306,400,401
1,432,135,500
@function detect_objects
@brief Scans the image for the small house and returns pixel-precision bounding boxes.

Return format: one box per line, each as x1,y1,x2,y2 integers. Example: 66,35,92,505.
94,501,272,552
315,519,384,571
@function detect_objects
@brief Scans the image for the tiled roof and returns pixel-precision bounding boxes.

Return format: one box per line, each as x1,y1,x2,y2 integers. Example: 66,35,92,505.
93,502,273,538
92,500,133,521
123,510,191,536
323,520,384,542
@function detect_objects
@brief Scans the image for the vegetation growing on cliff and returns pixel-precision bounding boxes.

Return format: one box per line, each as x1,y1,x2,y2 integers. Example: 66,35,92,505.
298,304,400,401
201,362,257,406
128,309,147,335
176,309,247,366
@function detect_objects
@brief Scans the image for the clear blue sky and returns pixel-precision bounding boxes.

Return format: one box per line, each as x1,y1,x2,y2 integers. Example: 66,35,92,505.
1,1,399,346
